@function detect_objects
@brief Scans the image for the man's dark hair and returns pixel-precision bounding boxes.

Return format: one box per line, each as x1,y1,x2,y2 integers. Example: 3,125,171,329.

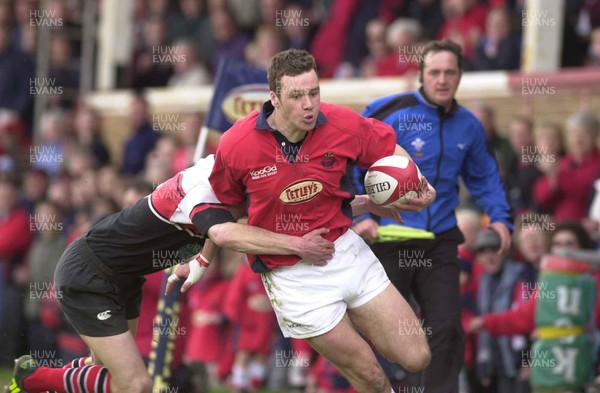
419,39,463,76
267,49,317,98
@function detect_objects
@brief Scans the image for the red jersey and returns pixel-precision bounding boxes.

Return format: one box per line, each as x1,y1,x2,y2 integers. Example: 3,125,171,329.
210,101,396,271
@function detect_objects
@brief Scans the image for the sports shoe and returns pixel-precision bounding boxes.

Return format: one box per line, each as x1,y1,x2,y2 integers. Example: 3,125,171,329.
5,355,39,393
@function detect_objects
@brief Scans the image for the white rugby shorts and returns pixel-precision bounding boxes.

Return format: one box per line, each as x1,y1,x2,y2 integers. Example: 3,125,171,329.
260,229,390,338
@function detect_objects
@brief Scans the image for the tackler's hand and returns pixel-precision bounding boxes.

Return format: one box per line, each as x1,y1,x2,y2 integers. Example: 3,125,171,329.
165,254,211,295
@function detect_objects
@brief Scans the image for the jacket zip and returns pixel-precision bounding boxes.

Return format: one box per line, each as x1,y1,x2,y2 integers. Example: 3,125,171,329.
428,111,444,232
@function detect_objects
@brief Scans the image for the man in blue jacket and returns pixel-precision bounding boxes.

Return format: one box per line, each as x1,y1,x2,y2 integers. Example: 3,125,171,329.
353,39,513,393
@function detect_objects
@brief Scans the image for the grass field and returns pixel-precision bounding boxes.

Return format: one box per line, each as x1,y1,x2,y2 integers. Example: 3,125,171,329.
0,368,12,390
0,367,294,392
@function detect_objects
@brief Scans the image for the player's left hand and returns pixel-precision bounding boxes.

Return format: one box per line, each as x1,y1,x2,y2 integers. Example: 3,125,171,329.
488,221,511,256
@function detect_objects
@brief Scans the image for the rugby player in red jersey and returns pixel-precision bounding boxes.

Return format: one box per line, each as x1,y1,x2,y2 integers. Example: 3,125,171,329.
208,49,436,393
6,155,335,393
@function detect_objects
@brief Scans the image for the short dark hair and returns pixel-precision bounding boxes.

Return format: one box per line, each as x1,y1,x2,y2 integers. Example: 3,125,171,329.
267,49,317,98
419,39,463,75
552,221,596,250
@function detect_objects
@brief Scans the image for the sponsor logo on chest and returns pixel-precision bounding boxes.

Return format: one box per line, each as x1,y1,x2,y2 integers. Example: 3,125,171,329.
250,164,278,180
279,180,323,204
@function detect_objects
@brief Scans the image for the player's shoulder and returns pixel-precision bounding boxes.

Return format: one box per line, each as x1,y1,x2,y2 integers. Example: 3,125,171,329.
319,102,365,136
364,92,420,118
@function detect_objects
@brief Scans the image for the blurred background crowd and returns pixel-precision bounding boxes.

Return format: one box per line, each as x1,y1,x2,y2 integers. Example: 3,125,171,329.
1,0,600,392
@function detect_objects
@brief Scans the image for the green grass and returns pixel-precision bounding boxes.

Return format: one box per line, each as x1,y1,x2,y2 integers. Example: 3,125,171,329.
0,368,12,390
0,367,295,392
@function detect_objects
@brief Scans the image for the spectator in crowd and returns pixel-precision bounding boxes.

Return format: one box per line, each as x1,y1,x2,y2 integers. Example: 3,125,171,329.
468,221,599,392
73,104,110,168
0,22,34,135
16,200,67,354
279,3,314,51
550,220,597,251
470,102,515,175
407,0,445,40
21,168,49,214
533,112,600,222
361,18,390,78
437,0,488,63
10,0,34,49
148,0,175,19
456,207,483,266
504,115,541,214
472,6,520,71
586,27,600,67
48,33,80,108
121,178,153,209
186,260,231,393
474,229,528,393
121,94,160,175
169,0,210,45
0,179,33,366
173,113,201,174
167,39,211,87
69,168,97,212
245,25,286,70
224,257,276,392
335,0,381,79
132,17,174,88
97,166,125,207
209,7,251,73
31,109,69,178
46,176,73,229
310,0,361,78
372,18,421,77
458,257,478,393
64,148,94,180
513,213,551,285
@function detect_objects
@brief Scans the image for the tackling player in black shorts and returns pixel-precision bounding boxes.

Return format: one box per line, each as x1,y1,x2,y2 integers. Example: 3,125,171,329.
6,155,334,393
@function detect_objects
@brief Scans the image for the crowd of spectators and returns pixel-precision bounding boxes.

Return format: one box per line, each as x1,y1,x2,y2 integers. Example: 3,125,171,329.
1,0,600,392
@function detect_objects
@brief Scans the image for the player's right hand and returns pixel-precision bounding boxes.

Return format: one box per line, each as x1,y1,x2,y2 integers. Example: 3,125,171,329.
300,228,335,266
352,218,379,242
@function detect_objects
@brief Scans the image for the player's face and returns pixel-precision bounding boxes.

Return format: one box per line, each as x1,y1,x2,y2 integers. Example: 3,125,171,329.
421,50,462,110
273,70,320,133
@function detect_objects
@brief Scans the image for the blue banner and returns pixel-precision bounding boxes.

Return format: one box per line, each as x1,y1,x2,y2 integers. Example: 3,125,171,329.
204,58,269,132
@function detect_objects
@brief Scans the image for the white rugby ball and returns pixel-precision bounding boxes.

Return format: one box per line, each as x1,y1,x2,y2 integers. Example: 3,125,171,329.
364,156,421,206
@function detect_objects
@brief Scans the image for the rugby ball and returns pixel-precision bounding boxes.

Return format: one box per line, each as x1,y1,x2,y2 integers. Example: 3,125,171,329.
364,156,421,206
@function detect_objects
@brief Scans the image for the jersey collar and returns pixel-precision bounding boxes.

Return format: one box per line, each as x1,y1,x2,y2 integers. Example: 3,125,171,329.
416,87,459,118
255,101,328,131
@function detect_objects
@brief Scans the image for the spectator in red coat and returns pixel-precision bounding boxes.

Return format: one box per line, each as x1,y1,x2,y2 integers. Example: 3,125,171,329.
373,18,421,77
185,262,231,393
224,256,276,392
437,0,488,62
533,112,600,222
0,178,33,366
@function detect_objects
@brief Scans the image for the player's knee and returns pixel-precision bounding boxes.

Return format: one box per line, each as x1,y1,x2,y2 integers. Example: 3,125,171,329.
403,343,431,373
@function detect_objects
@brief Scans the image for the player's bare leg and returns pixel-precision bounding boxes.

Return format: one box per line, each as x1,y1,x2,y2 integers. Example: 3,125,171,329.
348,283,431,372
306,314,391,393
80,331,151,393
